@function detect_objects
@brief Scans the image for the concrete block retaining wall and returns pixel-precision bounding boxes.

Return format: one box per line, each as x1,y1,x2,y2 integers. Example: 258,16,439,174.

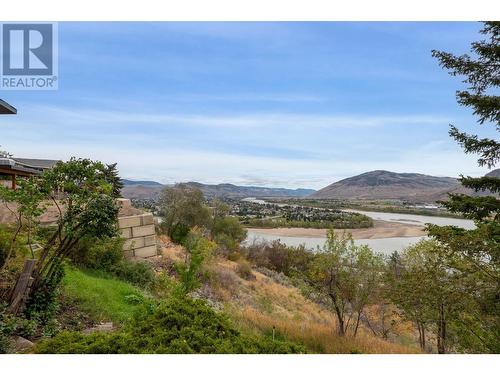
117,199,158,258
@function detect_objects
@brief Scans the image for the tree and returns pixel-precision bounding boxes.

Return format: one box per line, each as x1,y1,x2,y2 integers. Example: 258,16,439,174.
209,199,246,253
428,21,500,352
307,230,383,336
176,228,216,293
102,163,123,198
3,158,119,314
158,185,211,243
388,240,471,353
0,178,45,270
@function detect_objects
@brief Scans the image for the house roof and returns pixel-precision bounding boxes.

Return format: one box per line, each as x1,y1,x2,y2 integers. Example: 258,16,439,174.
12,158,60,170
0,158,42,176
0,99,17,115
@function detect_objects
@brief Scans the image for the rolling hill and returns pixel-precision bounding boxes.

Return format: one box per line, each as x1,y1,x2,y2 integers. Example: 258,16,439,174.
121,180,316,200
310,170,460,202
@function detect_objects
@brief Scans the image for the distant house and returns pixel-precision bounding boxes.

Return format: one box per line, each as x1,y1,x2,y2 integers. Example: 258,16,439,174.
0,158,59,189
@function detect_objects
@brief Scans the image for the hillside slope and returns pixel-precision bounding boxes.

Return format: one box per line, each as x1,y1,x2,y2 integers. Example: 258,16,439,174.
121,180,315,200
311,170,459,201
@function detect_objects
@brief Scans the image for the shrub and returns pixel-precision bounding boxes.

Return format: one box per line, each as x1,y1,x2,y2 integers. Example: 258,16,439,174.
212,216,247,253
212,267,240,299
241,240,315,277
110,260,155,289
0,224,27,269
169,223,191,244
35,296,304,354
236,259,255,281
70,236,124,271
24,262,65,324
68,235,155,289
176,230,217,293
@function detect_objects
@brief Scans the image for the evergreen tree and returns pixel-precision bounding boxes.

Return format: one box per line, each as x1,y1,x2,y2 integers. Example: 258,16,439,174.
428,21,500,353
103,163,123,198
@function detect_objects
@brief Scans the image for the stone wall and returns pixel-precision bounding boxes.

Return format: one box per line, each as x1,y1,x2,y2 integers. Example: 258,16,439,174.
117,199,158,258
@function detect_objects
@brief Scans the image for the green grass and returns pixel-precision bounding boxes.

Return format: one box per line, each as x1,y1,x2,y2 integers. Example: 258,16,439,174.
62,266,149,324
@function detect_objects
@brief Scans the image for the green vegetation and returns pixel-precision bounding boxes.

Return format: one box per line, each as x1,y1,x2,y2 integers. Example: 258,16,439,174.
35,296,304,354
306,231,384,337
158,185,211,243
268,198,464,219
231,199,373,229
426,21,500,353
62,266,148,323
176,229,217,293
70,236,156,289
0,158,120,316
244,216,372,229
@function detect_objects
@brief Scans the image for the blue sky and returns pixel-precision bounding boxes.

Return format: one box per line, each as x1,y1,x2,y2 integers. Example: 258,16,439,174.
1,22,496,189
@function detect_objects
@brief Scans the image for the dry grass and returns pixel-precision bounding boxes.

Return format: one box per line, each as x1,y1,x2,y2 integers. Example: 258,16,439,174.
158,237,420,354
234,307,418,354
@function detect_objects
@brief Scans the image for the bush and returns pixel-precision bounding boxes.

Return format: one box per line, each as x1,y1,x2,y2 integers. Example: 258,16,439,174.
236,259,255,280
68,235,155,289
110,260,155,289
24,262,65,324
0,224,27,269
241,240,314,277
212,216,247,253
70,236,124,270
35,296,304,354
169,223,191,244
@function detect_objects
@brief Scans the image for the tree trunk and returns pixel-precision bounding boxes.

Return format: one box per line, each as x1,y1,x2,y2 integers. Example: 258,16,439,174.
329,292,345,336
7,259,36,314
416,320,426,352
353,309,363,337
437,303,447,354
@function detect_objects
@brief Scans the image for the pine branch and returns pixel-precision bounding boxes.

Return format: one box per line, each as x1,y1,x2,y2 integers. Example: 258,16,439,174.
439,193,500,221
460,176,500,194
449,125,500,168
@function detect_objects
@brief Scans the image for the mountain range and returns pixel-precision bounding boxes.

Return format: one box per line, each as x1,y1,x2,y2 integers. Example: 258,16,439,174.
121,179,316,200
122,169,499,202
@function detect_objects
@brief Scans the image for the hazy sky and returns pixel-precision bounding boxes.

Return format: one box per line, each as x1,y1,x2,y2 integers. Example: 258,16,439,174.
1,22,496,189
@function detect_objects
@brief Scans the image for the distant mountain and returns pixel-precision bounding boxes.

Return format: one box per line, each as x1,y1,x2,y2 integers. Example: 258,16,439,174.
310,170,460,202
179,182,315,199
121,180,315,200
121,179,164,187
485,169,500,178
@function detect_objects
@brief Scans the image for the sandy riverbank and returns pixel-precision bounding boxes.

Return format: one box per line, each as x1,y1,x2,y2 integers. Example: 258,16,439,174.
245,220,425,240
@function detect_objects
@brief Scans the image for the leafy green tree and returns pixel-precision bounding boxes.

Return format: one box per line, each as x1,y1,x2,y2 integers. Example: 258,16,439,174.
3,158,119,314
211,216,247,253
176,229,217,293
389,240,472,353
428,21,500,352
158,185,211,243
0,178,45,270
209,199,247,253
306,230,383,336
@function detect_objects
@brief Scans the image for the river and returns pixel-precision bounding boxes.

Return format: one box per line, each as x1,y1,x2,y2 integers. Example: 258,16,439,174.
242,199,475,256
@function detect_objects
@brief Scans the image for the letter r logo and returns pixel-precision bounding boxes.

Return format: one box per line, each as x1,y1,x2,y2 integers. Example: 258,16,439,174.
2,24,53,76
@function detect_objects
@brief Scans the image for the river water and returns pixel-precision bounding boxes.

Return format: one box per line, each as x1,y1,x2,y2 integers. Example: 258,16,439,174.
243,200,475,256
